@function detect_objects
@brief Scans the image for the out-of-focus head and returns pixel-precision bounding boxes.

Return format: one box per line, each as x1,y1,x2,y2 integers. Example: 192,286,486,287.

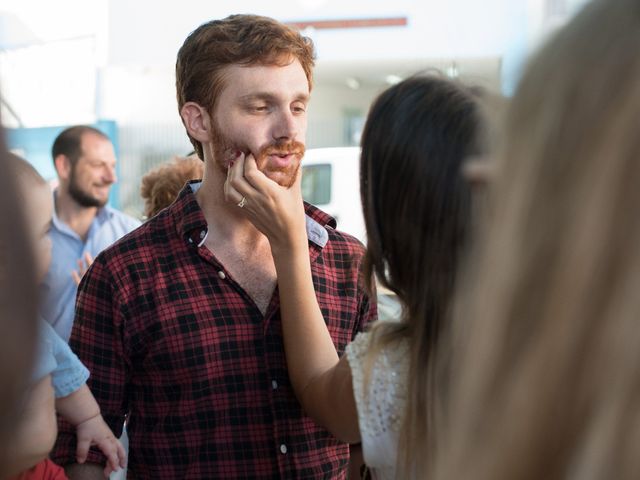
360,75,487,315
438,0,640,479
175,14,315,161
0,132,38,474
12,154,53,283
140,155,204,219
52,126,117,208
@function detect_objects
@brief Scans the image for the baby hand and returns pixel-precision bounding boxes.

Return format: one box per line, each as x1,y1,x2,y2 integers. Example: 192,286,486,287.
76,414,127,477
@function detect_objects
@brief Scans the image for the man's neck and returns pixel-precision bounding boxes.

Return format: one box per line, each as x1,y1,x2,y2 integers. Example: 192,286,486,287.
195,165,271,254
55,188,99,242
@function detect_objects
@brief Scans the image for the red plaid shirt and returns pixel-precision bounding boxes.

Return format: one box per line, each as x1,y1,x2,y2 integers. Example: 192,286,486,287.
52,183,376,479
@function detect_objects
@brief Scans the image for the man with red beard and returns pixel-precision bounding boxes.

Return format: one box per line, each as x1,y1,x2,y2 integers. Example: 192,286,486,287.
53,15,376,479
41,126,140,342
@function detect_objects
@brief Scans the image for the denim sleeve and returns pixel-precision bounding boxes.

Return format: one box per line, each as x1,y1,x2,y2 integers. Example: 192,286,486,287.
41,320,90,398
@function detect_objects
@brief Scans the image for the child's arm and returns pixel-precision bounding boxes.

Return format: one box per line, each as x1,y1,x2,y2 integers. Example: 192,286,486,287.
56,384,126,476
6,375,58,476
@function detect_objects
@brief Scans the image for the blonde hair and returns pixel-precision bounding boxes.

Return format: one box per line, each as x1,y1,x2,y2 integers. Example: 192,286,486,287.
436,1,640,479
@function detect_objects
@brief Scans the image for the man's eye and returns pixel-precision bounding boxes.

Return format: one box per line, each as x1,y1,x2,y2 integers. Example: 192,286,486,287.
252,105,268,112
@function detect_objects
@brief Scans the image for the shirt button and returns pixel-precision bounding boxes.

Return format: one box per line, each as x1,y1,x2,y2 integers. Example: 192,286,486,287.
218,271,226,280
279,444,288,454
188,238,194,244
271,380,278,390
199,230,206,239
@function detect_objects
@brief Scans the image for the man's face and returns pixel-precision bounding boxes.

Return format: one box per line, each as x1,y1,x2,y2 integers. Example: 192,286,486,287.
209,59,309,188
67,133,117,208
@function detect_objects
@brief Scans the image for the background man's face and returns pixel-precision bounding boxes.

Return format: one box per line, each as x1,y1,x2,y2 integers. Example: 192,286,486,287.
210,59,309,188
67,133,117,207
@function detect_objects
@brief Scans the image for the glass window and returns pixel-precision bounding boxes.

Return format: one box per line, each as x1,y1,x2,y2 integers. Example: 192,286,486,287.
302,164,332,205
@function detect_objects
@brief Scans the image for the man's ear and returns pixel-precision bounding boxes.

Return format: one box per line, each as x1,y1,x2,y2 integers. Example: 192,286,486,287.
54,155,72,181
180,102,212,143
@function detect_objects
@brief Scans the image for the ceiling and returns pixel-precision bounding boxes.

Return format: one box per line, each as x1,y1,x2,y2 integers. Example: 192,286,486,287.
313,56,502,91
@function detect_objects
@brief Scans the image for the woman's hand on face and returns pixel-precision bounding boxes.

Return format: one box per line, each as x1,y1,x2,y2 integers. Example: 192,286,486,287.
224,152,308,254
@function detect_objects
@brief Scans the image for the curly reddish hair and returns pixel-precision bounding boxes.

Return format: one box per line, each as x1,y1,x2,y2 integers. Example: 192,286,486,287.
175,14,316,159
140,156,204,218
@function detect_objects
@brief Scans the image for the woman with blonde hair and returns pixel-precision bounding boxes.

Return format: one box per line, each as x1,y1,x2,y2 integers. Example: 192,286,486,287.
435,0,640,479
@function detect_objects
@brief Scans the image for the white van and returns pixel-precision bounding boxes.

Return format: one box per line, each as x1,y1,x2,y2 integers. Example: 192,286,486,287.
302,147,401,321
301,147,366,243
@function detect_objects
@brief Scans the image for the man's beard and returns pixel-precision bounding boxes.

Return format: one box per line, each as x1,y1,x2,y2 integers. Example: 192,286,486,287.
211,124,304,188
68,168,108,208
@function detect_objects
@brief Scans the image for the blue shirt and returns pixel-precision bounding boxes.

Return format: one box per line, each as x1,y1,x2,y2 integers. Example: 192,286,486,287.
40,190,141,341
33,319,90,398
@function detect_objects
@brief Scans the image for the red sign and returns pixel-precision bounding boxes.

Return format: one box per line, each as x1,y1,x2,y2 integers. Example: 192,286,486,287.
286,17,408,30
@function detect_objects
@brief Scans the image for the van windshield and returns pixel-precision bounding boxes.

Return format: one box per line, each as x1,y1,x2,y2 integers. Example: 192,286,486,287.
301,163,332,205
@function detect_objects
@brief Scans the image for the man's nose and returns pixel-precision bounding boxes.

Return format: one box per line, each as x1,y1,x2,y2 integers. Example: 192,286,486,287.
104,165,117,184
273,109,299,141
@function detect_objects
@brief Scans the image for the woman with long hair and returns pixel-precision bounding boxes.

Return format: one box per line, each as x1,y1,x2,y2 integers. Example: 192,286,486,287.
434,0,640,479
225,74,489,478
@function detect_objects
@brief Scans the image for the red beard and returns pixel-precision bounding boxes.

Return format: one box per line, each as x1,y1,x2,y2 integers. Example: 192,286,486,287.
211,126,304,188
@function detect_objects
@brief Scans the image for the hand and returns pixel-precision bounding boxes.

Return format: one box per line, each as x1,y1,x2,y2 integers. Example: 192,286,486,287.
71,252,94,286
75,414,126,477
224,152,308,255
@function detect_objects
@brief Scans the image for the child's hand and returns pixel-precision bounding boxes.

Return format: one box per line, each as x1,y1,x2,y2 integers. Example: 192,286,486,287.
76,414,126,477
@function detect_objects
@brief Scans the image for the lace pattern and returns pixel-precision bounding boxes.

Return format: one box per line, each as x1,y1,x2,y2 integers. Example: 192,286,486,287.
346,331,409,478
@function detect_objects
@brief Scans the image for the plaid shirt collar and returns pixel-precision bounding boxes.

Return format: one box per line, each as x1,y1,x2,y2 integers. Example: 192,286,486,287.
173,180,336,249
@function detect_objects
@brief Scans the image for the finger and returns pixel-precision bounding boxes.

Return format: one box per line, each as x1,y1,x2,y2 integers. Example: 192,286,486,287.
84,252,94,266
242,154,273,191
76,437,90,464
229,153,259,200
224,159,232,198
224,153,246,205
104,444,120,474
71,270,81,286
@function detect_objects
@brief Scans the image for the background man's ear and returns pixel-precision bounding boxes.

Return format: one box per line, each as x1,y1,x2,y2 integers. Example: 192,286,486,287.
54,155,72,181
181,102,212,143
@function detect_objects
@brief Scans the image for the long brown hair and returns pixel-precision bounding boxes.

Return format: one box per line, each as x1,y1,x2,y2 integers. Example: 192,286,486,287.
436,1,640,478
359,75,489,477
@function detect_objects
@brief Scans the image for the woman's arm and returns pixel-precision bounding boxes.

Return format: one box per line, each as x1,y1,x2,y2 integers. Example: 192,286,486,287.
226,154,360,442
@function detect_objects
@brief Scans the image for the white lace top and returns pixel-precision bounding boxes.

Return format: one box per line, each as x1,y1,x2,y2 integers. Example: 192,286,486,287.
345,331,409,480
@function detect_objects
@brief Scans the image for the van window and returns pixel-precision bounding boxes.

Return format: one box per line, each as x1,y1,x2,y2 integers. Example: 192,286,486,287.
302,164,332,205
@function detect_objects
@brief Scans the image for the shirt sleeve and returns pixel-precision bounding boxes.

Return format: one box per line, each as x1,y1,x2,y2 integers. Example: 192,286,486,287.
31,320,59,383
51,254,129,467
41,320,90,397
